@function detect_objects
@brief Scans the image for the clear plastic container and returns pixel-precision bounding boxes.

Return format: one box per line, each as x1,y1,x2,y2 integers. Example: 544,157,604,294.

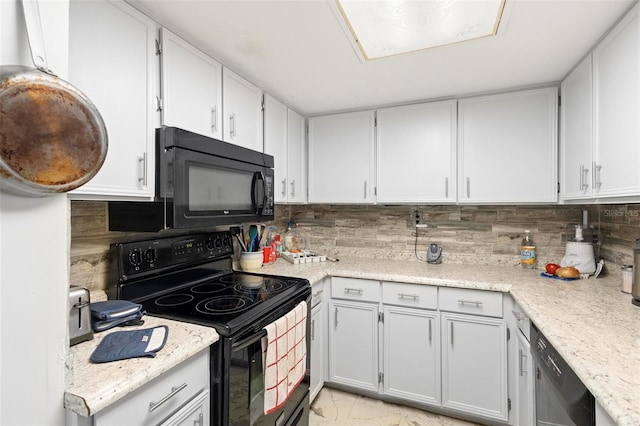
621,265,633,294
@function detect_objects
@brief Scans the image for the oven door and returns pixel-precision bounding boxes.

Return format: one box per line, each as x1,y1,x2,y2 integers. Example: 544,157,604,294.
213,327,310,426
163,146,274,228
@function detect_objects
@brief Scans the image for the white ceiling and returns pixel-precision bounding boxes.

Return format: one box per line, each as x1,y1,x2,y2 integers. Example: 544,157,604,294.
127,0,636,116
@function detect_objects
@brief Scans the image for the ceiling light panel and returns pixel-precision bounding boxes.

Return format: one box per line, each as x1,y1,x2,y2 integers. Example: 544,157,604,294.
337,0,505,59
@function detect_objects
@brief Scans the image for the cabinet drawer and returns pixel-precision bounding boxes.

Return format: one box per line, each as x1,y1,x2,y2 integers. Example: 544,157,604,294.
331,277,380,302
382,282,437,309
439,287,503,318
94,349,209,425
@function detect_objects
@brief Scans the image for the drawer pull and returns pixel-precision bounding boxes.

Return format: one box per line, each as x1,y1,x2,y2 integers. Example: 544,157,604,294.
149,383,187,412
398,293,419,300
458,299,483,307
519,349,529,376
344,287,363,295
511,310,526,321
312,289,324,298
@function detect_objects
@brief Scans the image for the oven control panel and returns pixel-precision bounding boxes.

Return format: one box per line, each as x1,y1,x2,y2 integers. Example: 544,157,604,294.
114,231,233,279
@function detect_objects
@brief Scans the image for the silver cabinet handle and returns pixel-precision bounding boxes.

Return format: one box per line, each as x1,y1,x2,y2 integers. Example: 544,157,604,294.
138,153,147,186
290,180,295,197
312,289,324,299
148,383,187,412
428,319,432,344
211,106,218,133
580,165,589,192
398,293,419,300
344,287,363,294
450,322,454,347
230,113,236,137
311,319,315,341
511,310,526,322
334,307,339,329
364,181,367,199
458,299,483,307
519,349,528,376
594,162,602,190
466,177,471,198
445,177,449,198
194,413,204,426
281,179,287,197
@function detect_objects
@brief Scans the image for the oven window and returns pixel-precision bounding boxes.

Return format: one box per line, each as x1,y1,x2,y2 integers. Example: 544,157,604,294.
188,164,252,212
229,341,264,425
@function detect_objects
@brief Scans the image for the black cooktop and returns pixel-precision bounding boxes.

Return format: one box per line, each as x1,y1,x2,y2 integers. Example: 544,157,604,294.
109,231,310,337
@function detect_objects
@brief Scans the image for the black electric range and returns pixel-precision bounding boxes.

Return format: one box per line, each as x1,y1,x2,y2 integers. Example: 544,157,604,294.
108,231,311,426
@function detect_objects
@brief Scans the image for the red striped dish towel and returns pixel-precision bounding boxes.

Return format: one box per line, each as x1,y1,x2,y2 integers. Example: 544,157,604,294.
261,301,307,415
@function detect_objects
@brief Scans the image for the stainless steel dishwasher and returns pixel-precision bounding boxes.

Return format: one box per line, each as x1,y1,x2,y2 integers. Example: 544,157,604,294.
531,322,595,425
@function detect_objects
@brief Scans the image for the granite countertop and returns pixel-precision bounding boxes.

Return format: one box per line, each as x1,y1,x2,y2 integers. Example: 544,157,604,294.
65,257,639,424
258,257,640,426
64,315,219,417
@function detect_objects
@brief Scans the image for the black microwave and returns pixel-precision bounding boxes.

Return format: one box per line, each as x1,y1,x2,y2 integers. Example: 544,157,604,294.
109,127,274,231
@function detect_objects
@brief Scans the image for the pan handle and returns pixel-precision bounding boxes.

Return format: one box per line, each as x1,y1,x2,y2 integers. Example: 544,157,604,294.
21,0,53,74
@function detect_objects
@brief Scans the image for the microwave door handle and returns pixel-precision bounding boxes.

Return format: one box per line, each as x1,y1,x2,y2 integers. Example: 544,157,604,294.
251,171,265,215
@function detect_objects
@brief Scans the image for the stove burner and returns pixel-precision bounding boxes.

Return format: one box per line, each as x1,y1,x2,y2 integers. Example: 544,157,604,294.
219,275,242,285
196,295,252,315
191,283,227,294
233,278,286,293
155,293,194,308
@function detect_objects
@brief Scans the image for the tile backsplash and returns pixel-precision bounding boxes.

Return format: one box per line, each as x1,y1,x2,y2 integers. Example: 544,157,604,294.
70,201,639,291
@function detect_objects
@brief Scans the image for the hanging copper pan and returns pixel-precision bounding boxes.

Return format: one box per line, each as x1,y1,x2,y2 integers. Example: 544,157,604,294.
0,0,107,196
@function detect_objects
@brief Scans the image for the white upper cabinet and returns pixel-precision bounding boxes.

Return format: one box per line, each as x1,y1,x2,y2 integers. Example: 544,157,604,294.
264,95,307,204
592,3,640,199
561,3,640,201
377,101,457,203
160,28,222,140
308,111,376,203
68,0,156,200
222,68,264,152
264,95,288,202
457,88,558,203
287,109,307,204
560,56,593,200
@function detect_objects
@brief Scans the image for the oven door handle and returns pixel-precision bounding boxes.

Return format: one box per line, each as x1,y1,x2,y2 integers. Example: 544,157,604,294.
232,329,267,351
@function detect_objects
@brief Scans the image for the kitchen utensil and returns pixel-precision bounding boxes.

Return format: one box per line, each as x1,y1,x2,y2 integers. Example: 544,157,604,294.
68,286,93,346
0,0,107,196
248,225,258,251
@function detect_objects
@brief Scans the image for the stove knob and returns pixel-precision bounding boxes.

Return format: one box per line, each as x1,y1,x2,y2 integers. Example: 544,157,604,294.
205,238,214,251
222,235,232,248
128,249,142,266
215,237,222,248
143,248,156,264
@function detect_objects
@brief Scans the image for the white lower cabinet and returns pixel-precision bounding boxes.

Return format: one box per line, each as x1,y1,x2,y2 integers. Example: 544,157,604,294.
66,349,210,426
515,329,533,426
310,279,327,402
383,305,440,406
327,278,512,425
328,299,380,392
440,312,509,423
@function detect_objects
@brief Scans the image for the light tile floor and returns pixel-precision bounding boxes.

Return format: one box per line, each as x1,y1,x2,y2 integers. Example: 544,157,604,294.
310,388,482,426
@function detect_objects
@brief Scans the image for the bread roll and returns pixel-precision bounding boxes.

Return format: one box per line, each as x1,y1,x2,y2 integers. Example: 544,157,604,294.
556,266,580,278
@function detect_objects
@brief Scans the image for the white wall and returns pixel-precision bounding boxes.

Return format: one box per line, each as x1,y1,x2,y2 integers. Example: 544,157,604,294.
0,1,70,424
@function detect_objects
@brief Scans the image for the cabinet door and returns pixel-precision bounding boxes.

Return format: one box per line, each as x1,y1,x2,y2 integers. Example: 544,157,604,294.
441,313,508,422
308,111,376,203
264,95,288,203
377,101,457,203
310,303,324,402
222,68,263,152
287,109,307,204
328,300,379,391
457,88,558,203
68,0,156,199
160,28,222,140
560,56,594,200
383,306,440,406
593,4,640,198
516,331,534,426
